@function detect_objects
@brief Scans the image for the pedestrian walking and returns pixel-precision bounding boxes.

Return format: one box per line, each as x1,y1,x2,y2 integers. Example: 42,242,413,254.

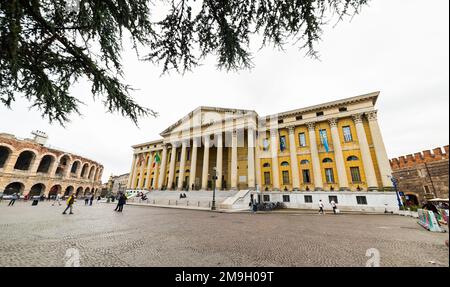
116,193,127,212
8,193,19,206
84,197,89,205
318,200,325,215
89,195,94,206
330,200,337,214
52,194,62,206
62,194,75,215
114,193,122,211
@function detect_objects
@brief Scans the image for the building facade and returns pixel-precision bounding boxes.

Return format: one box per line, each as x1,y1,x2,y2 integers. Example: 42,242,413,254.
0,131,103,197
127,92,394,198
390,146,449,205
107,173,130,196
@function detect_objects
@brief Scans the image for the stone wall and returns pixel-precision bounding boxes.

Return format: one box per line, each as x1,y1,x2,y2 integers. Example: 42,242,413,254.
0,133,103,196
390,146,449,203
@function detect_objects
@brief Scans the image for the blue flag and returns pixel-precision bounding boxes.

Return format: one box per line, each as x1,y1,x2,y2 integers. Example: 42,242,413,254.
320,130,330,152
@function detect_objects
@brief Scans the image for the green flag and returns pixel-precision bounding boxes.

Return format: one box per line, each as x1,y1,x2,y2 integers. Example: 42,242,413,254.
154,153,161,164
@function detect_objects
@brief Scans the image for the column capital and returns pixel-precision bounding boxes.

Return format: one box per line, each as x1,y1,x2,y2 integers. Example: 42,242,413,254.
270,128,279,137
287,126,296,134
352,113,364,124
328,118,338,128
366,111,378,121
306,122,316,131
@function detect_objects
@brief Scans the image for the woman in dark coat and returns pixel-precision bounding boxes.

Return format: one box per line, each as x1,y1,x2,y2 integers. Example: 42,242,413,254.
117,193,127,212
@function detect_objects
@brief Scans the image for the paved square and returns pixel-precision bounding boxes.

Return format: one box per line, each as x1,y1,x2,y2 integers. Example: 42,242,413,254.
0,201,448,267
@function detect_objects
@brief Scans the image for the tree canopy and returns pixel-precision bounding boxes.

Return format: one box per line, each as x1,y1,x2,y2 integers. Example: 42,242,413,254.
0,0,368,125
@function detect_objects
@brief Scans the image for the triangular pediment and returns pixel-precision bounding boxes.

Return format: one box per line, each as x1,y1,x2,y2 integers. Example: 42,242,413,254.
160,106,256,136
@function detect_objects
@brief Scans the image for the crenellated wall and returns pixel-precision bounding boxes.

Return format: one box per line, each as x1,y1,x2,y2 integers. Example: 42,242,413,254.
390,145,449,170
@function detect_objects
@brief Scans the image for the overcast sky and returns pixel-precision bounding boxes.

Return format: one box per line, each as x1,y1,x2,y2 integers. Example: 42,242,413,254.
0,0,448,183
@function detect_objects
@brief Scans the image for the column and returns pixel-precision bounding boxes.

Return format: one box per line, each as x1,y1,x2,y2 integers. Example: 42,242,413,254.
144,152,154,189
201,136,210,190
247,128,256,190
177,140,188,190
216,133,223,190
270,129,281,191
255,133,262,191
288,126,301,191
231,130,238,190
353,113,378,190
367,111,394,190
137,154,146,189
152,160,159,189
167,144,177,190
157,145,168,189
329,118,349,190
189,138,199,190
307,122,324,191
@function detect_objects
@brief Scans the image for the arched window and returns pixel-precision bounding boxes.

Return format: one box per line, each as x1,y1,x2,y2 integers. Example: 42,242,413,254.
37,155,55,173
0,146,12,169
347,156,359,161
300,159,310,165
322,158,333,163
281,161,289,167
14,151,36,171
263,163,271,168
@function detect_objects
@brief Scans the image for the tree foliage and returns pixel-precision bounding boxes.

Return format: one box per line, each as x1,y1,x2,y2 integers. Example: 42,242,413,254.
0,0,368,125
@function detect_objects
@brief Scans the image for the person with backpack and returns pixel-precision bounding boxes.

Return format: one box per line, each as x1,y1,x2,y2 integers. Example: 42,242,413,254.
63,194,75,215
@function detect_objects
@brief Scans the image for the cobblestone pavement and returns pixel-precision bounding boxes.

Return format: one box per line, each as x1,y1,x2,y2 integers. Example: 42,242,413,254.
0,201,448,267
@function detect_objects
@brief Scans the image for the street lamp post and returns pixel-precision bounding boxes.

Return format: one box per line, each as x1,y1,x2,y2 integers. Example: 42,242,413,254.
211,167,217,211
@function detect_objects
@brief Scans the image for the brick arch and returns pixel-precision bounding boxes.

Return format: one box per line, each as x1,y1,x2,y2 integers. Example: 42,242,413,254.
55,154,72,176
28,183,46,197
70,160,82,175
88,165,96,180
4,181,26,195
36,153,57,174
13,148,39,171
0,143,15,169
80,162,90,178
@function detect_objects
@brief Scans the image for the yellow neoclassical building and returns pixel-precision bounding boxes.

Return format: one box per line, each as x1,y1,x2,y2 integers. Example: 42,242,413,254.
127,92,393,194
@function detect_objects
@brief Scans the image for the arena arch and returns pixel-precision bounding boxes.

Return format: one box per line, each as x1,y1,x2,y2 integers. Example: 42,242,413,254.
80,163,90,178
37,154,56,173
49,185,62,197
84,187,91,196
75,187,84,197
29,183,46,197
0,145,14,169
88,165,96,180
70,160,81,176
4,182,25,195
55,154,71,176
14,150,37,171
64,186,75,196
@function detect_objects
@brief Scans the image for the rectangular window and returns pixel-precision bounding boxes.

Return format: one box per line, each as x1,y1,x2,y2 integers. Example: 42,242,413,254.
278,119,284,124
280,136,287,151
325,168,335,183
282,171,290,185
302,169,311,184
263,195,270,202
329,196,338,204
316,111,324,117
264,172,271,185
339,107,348,112
343,126,353,142
304,195,313,203
177,151,181,162
283,195,290,203
350,167,362,183
423,185,431,194
187,149,191,161
298,133,307,147
356,196,368,205
296,115,303,121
